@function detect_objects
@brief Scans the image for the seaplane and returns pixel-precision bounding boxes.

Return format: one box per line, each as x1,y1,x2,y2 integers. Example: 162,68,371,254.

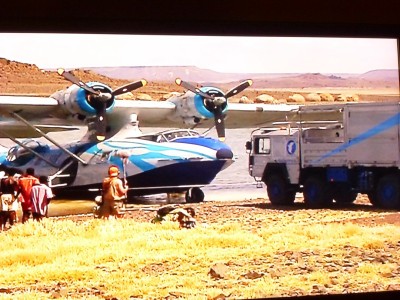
0,69,299,202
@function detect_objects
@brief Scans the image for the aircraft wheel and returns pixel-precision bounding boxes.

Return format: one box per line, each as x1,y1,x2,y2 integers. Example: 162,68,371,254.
265,174,296,205
303,176,333,208
185,187,205,203
375,174,400,209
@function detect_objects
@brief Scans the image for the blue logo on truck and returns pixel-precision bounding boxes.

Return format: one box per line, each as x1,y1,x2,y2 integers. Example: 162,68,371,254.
286,140,296,155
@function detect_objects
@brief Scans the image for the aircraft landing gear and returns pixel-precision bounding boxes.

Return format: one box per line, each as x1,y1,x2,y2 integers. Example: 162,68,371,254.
185,187,205,203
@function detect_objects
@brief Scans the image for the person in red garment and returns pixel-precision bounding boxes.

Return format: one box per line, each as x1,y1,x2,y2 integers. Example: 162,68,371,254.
30,176,54,221
18,168,40,223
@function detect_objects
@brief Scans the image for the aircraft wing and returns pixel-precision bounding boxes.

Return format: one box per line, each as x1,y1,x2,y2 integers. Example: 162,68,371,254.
0,74,345,141
0,96,59,118
221,103,301,128
0,96,82,137
105,100,302,130
0,92,343,138
111,99,177,127
127,101,301,128
0,94,305,136
0,122,80,138
111,100,342,130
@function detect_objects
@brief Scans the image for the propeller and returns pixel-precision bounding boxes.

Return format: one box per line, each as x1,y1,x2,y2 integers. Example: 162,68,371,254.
57,68,100,95
175,78,253,141
57,69,147,141
225,80,253,98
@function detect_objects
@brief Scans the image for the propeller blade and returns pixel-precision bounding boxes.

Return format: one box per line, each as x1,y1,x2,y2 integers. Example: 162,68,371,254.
213,106,226,141
95,102,107,141
175,78,213,99
112,79,147,96
57,68,100,95
225,79,253,99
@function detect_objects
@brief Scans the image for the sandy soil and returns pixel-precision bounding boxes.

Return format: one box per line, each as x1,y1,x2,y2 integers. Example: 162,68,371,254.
41,195,400,298
4,196,400,299
50,194,400,227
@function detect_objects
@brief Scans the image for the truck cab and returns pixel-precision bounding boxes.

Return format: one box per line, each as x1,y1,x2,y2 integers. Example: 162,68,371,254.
247,127,301,205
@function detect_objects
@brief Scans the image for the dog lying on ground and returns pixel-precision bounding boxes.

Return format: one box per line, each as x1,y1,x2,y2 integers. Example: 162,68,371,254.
152,205,196,229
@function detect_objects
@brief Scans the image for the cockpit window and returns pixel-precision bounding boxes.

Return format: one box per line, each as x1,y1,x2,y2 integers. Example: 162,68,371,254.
160,129,200,142
136,129,201,143
6,139,49,165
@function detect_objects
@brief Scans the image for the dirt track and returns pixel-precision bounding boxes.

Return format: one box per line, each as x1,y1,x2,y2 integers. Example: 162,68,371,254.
52,194,400,227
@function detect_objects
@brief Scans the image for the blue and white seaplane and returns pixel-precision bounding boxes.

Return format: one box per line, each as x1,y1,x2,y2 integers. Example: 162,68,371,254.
0,69,298,202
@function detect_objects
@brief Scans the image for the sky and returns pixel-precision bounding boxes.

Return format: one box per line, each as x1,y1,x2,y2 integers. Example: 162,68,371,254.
0,33,398,74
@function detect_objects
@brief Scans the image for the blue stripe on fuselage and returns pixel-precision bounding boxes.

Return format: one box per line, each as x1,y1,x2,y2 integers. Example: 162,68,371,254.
313,112,400,164
173,137,231,151
99,140,219,172
103,140,216,159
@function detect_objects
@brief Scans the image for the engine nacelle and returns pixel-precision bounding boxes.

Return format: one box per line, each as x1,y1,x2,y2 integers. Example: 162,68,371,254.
50,82,115,121
168,87,228,126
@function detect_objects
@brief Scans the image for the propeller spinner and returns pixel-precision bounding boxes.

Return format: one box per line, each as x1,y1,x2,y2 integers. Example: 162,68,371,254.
58,69,147,141
175,78,253,141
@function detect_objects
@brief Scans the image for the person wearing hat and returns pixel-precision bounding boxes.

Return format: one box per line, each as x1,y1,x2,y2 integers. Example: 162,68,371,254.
100,165,128,219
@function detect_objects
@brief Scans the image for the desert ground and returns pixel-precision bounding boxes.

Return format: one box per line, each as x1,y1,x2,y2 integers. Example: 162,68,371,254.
1,194,399,299
49,193,400,227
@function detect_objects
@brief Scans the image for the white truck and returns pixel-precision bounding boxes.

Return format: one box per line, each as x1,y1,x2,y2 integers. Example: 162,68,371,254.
246,102,400,209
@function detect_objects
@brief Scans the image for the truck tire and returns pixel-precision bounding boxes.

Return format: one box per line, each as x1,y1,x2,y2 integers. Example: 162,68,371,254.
367,192,378,206
266,174,296,205
333,183,358,204
375,174,400,209
303,176,333,208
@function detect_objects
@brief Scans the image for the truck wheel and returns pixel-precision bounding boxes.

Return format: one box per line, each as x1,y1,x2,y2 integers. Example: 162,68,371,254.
303,176,333,208
333,183,358,204
266,175,296,205
375,174,400,209
367,192,378,206
185,187,205,203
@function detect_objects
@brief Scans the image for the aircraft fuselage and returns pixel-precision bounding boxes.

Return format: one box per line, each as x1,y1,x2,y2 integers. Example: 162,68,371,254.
0,132,234,199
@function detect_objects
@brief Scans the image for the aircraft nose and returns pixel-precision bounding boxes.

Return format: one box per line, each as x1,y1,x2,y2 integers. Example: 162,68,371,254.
216,148,233,159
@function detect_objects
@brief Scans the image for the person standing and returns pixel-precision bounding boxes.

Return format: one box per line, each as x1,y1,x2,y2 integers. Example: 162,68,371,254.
101,165,128,219
18,168,39,223
0,169,20,230
30,176,54,221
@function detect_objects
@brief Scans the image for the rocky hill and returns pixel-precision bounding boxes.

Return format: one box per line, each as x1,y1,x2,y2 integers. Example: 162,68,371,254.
0,58,175,99
251,71,399,89
1,58,398,103
85,65,399,89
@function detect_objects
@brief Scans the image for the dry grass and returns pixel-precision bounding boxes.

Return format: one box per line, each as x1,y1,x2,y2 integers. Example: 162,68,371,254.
1,204,400,299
